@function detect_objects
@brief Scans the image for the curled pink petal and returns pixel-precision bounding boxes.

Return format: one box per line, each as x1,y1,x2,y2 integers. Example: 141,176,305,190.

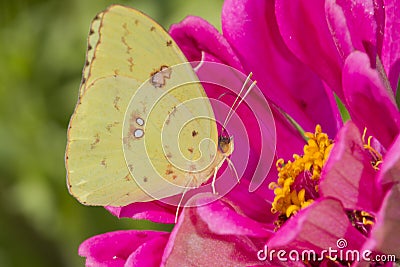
343,51,400,148
106,201,175,224
320,121,383,212
325,0,378,60
79,230,169,267
169,16,243,71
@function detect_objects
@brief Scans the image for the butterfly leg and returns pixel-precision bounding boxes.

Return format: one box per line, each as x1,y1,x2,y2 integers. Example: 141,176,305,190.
226,157,240,183
211,166,218,194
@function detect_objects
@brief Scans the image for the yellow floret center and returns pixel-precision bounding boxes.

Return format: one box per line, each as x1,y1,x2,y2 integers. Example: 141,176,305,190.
269,125,334,220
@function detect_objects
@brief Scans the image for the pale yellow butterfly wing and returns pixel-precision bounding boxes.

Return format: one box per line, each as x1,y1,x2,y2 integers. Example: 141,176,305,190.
66,5,219,206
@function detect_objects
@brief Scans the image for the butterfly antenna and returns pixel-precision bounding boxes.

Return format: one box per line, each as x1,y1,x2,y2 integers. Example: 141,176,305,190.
174,175,195,223
222,73,252,130
222,73,257,131
224,80,257,131
193,51,206,73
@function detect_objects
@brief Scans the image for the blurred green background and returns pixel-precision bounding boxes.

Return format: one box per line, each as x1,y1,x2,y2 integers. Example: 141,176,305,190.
0,0,222,266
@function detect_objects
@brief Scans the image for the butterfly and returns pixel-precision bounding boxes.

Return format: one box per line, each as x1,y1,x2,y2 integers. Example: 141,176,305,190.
65,5,235,206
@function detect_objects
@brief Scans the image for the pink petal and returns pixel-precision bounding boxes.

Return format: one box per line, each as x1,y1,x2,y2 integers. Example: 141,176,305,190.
362,183,400,258
169,16,243,71
325,0,378,59
106,201,175,224
161,194,265,266
195,193,274,237
272,107,306,160
320,121,383,213
275,0,344,99
222,0,341,138
343,51,400,148
378,133,400,186
125,235,169,267
381,0,400,92
223,179,277,223
79,230,169,267
267,198,367,253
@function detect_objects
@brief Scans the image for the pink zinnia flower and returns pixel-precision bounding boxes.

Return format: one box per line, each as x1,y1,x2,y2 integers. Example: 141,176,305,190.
78,0,400,266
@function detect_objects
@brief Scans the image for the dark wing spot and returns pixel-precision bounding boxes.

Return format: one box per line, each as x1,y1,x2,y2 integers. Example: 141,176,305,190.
113,96,121,111
124,174,132,181
166,169,173,175
90,133,100,149
106,121,119,133
172,175,177,180
150,26,155,31
128,57,134,71
188,147,194,153
150,65,172,88
166,40,172,46
143,177,148,182
100,158,107,167
192,130,198,137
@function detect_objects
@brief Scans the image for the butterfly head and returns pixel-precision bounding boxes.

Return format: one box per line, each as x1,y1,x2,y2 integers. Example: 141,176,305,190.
218,135,234,156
